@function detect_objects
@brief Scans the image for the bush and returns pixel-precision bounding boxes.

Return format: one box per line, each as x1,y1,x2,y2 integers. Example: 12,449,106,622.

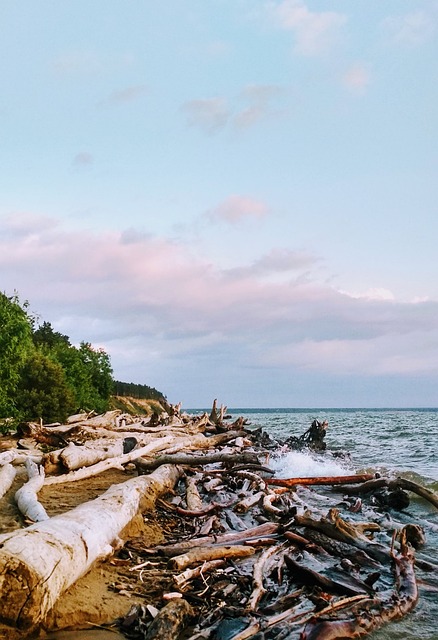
17,352,75,423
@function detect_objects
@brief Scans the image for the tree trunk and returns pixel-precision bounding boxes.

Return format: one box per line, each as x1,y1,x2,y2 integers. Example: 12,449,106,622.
0,464,182,630
0,463,16,499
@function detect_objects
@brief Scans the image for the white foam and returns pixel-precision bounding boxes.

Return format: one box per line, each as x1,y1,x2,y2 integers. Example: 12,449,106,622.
270,450,353,478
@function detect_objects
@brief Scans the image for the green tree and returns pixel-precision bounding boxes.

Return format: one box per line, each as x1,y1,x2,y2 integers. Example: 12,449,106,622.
31,323,113,413
77,342,113,412
33,321,71,349
0,293,35,417
17,351,75,422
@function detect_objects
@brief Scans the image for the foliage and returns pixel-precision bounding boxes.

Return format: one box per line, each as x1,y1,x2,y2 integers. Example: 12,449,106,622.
0,293,34,416
16,351,75,422
31,323,114,414
0,292,166,423
113,380,167,404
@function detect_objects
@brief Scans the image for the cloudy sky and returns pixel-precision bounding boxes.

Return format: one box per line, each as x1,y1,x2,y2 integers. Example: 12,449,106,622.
1,1,437,408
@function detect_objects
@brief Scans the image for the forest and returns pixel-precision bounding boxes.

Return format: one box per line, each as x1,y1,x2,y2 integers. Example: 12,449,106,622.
0,292,166,424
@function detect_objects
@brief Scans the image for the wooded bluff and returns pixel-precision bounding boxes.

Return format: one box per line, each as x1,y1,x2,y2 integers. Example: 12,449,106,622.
0,292,166,425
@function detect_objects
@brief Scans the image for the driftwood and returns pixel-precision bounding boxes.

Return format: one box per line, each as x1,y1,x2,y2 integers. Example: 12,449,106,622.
301,527,418,639
295,508,389,565
185,475,203,511
43,436,176,485
56,438,137,471
169,544,256,571
156,522,280,556
0,463,16,499
0,404,432,640
267,474,374,488
247,543,285,611
0,449,42,466
0,464,182,629
15,458,49,523
340,476,438,509
284,554,371,596
136,450,261,472
174,559,226,590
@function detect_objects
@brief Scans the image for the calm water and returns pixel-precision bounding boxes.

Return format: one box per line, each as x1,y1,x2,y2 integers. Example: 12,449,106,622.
228,409,438,640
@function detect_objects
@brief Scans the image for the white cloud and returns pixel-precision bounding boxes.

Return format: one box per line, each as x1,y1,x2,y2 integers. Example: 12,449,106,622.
339,287,395,302
233,84,286,130
267,0,347,56
182,84,287,134
100,85,149,107
181,98,230,134
382,10,436,47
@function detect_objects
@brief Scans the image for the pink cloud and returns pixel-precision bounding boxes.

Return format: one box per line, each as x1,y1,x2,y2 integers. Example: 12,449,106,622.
267,0,347,56
206,195,269,224
0,213,437,386
342,64,371,95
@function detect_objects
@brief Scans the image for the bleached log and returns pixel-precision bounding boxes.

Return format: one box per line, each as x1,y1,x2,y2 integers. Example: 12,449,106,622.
0,463,16,499
136,450,260,472
156,430,246,456
263,491,283,516
0,463,182,630
59,439,135,471
78,409,121,428
235,491,264,513
169,544,256,572
66,412,92,424
0,450,43,466
15,459,49,523
44,436,176,485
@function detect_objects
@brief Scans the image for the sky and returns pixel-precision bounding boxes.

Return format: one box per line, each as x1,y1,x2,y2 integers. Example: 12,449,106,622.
1,0,437,408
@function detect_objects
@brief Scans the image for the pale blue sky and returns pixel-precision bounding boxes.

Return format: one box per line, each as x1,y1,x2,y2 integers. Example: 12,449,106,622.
1,1,437,407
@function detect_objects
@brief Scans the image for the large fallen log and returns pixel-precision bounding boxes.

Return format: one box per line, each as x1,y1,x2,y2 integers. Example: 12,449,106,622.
58,437,139,471
0,463,16,499
136,450,261,472
0,463,182,630
43,436,177,485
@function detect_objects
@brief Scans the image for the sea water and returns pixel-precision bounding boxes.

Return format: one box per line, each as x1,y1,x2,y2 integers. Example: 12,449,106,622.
227,408,438,640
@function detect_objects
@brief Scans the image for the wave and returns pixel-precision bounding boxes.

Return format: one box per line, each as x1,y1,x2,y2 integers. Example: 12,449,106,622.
270,449,353,479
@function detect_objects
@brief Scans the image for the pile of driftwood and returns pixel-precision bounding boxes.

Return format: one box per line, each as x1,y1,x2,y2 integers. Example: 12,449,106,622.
0,401,437,639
